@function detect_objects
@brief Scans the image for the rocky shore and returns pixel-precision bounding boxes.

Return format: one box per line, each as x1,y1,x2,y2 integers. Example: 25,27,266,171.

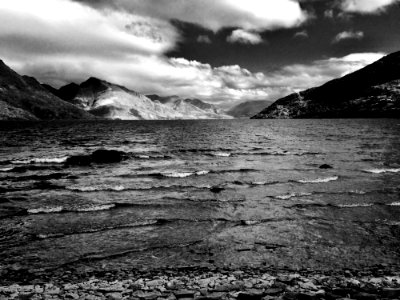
1,265,399,300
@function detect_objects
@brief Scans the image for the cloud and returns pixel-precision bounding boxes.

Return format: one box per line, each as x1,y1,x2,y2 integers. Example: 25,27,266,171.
197,35,212,44
294,30,309,39
340,0,399,13
6,51,384,109
227,30,263,45
75,0,308,31
0,0,385,109
332,30,364,43
0,0,178,58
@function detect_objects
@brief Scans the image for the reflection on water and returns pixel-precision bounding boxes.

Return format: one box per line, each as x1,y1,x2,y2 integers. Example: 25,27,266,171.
0,119,399,272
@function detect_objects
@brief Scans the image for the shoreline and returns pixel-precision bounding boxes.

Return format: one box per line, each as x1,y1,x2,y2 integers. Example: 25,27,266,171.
1,265,400,299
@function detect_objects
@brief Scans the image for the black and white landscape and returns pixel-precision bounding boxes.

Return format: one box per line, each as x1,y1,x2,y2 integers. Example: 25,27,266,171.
1,1,400,299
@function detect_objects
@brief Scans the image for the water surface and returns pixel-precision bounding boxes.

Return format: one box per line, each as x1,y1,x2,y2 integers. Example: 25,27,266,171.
0,119,399,273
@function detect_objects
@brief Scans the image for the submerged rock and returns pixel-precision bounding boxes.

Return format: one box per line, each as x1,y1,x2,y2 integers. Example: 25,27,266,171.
91,150,125,164
65,149,127,166
319,164,333,169
65,155,92,166
210,186,225,194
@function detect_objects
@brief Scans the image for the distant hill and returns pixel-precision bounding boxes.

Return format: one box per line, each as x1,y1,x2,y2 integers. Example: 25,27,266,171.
45,79,231,120
147,94,225,118
0,60,94,121
252,51,400,119
226,100,273,118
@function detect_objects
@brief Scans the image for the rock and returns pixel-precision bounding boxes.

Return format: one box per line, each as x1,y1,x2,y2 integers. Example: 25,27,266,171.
195,292,226,300
237,289,264,300
382,287,400,298
264,288,283,295
146,279,166,288
106,292,123,300
174,290,196,298
298,281,319,291
210,187,225,194
65,292,80,299
65,155,92,166
319,164,333,169
91,150,125,164
352,292,377,300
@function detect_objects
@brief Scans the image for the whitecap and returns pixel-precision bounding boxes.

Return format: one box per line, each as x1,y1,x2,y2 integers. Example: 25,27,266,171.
0,167,13,172
337,203,374,208
364,168,400,174
212,152,231,157
195,170,209,176
28,206,64,214
251,181,267,185
161,172,194,178
241,220,260,225
67,185,126,192
75,204,115,212
349,190,366,195
298,176,338,183
137,155,150,159
274,192,312,200
12,157,69,164
388,202,400,206
37,233,65,239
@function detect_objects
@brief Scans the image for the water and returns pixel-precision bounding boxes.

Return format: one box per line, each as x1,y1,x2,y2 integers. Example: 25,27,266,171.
0,119,399,274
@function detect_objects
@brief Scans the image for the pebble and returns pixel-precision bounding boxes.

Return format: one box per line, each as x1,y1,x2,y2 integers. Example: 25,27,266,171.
0,268,399,300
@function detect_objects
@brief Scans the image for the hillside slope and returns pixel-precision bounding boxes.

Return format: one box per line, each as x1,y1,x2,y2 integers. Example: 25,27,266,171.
0,60,94,121
252,51,400,118
50,79,231,120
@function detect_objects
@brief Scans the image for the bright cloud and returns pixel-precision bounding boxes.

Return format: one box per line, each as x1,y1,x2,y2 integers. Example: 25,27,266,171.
227,30,263,45
5,52,384,109
333,30,364,43
0,0,178,59
0,0,385,109
76,0,308,31
340,0,399,13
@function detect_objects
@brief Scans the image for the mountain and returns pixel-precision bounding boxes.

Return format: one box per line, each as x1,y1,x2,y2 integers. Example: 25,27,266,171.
227,100,273,118
252,51,400,119
50,78,231,120
147,94,225,117
0,59,95,121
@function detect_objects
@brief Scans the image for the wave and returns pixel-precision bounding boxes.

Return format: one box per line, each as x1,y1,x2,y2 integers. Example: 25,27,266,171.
161,171,195,178
27,204,116,214
348,190,367,195
212,152,231,157
0,167,13,172
274,192,312,200
291,201,397,209
364,168,400,174
160,170,210,178
297,176,339,183
134,154,171,160
67,185,126,192
67,183,212,193
211,168,257,174
11,157,69,165
27,206,64,214
336,203,374,208
75,204,116,212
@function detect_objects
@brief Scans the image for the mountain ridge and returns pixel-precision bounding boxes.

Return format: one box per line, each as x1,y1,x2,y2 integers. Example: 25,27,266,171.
0,60,95,121
252,51,400,119
45,78,230,120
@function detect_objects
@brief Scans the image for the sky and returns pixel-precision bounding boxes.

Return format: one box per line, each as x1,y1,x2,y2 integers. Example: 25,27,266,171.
0,0,399,109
